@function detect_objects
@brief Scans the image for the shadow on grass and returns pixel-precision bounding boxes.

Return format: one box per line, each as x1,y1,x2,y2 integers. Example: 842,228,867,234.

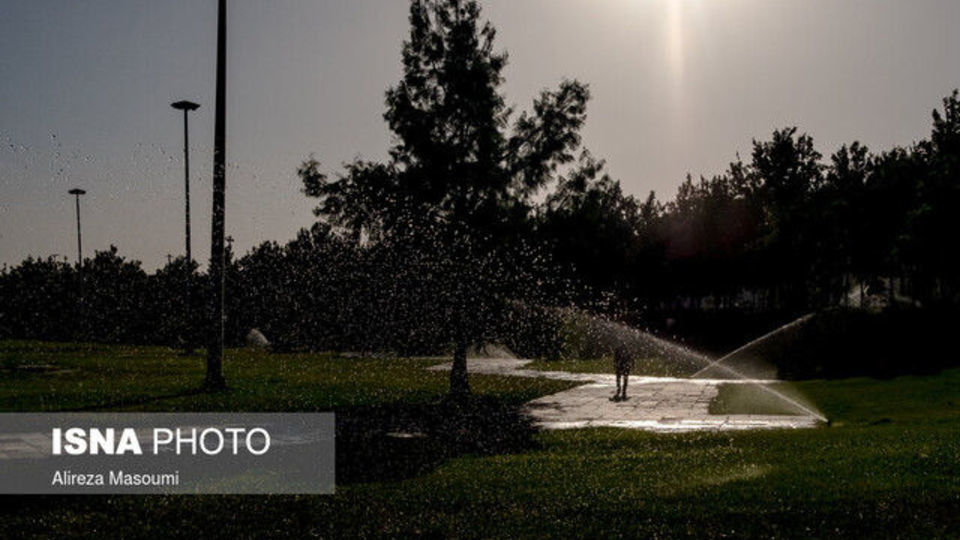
337,395,539,485
57,388,208,412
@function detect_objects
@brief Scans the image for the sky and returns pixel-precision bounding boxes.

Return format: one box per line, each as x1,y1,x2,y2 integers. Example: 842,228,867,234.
2,0,960,271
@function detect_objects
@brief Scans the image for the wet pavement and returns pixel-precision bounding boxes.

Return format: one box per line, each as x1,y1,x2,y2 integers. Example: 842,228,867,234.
428,358,821,432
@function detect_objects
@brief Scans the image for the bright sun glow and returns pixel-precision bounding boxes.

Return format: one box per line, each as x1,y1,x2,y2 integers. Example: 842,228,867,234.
666,0,686,84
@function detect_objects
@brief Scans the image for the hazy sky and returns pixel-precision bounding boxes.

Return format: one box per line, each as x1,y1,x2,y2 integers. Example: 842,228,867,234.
2,0,959,271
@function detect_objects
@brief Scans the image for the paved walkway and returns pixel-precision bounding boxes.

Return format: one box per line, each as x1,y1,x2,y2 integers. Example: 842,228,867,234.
429,358,821,432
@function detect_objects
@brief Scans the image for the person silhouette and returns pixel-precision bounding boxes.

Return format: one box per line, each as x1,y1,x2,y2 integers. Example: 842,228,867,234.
612,344,634,402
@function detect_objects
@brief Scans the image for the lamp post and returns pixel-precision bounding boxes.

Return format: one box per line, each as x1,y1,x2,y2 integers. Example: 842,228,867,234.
172,100,200,354
171,100,200,266
68,188,86,338
68,188,86,269
204,0,228,390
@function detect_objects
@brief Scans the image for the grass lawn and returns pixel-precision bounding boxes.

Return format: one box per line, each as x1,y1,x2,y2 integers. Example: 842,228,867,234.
709,382,826,416
1,341,959,538
0,341,575,412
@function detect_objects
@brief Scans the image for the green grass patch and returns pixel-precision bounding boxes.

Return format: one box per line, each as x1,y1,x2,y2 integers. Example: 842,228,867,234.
0,341,576,412
2,341,959,537
709,383,821,416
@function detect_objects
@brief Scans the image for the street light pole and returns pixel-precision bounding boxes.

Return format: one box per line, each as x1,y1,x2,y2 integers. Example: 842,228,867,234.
68,188,86,269
172,100,200,354
171,100,200,266
68,188,87,338
205,0,227,390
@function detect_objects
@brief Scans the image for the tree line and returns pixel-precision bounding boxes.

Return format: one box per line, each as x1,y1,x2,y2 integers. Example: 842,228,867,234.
3,88,958,349
557,99,960,316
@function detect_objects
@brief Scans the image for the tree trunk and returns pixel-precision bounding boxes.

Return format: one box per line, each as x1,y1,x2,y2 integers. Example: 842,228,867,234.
450,340,470,397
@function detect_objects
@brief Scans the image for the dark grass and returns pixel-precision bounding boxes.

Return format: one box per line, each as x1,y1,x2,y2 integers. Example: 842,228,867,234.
1,341,959,538
0,341,575,412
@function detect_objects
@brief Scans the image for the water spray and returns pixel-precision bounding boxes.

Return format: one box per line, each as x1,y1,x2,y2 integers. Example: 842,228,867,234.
569,307,827,423
689,313,816,379
692,358,828,422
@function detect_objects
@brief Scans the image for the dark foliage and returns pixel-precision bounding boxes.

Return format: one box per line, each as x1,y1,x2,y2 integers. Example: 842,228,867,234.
539,93,960,319
717,307,960,380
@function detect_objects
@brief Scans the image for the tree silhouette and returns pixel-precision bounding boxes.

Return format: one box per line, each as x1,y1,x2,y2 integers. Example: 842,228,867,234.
302,0,591,397
540,151,640,298
908,91,960,303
